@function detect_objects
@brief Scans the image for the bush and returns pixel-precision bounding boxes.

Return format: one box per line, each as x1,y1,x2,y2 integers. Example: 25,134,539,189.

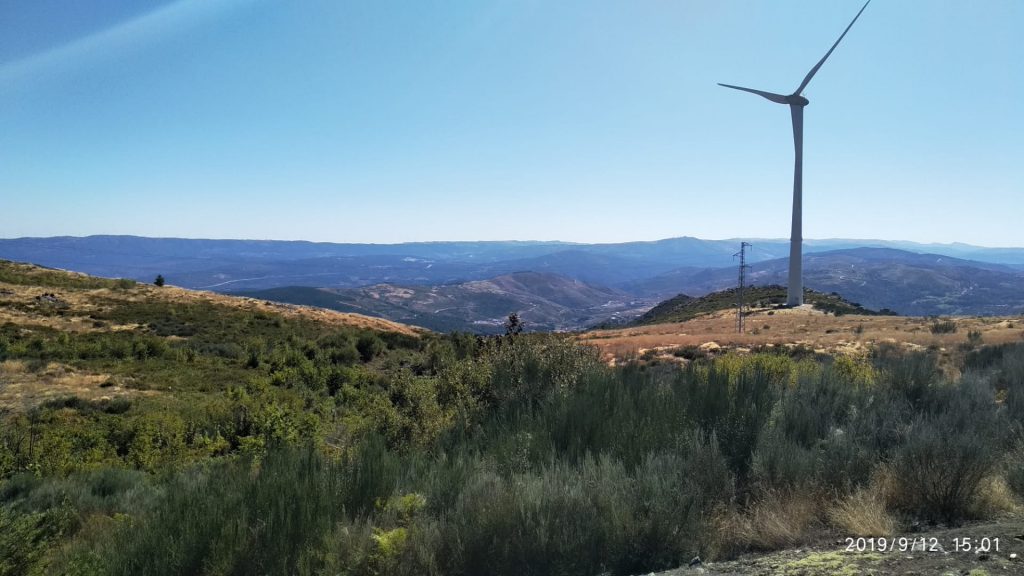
683,357,787,488
356,334,385,363
426,444,730,576
966,330,984,348
0,504,76,576
929,319,957,334
892,414,998,524
84,447,349,576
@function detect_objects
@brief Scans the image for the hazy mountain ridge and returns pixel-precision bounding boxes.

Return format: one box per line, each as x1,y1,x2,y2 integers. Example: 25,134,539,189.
4,235,1024,290
3,237,1024,326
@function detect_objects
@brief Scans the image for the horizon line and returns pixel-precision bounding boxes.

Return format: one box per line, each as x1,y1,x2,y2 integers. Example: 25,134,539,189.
0,233,1021,251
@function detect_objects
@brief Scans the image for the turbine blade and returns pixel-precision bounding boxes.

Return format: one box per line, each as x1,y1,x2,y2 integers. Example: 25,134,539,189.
717,83,789,104
794,0,870,95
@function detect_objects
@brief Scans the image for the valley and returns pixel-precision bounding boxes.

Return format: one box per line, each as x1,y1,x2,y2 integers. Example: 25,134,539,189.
3,236,1024,333
237,271,653,333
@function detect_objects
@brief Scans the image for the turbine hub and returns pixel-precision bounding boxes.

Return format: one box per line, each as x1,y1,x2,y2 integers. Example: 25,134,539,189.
786,94,810,106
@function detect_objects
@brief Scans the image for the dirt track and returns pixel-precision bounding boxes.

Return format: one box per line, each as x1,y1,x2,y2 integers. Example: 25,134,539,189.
653,518,1024,576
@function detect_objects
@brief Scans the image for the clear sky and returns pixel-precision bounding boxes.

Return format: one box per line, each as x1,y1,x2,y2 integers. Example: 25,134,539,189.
1,0,1021,245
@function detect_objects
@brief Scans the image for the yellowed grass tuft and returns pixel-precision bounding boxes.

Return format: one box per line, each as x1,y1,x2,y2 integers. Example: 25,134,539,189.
970,475,1022,518
716,489,820,554
828,489,897,537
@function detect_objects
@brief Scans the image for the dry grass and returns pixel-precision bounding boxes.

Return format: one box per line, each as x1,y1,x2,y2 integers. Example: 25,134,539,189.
716,489,821,554
828,489,897,537
970,475,1022,519
0,360,148,410
580,306,1024,364
1,269,426,337
145,284,427,336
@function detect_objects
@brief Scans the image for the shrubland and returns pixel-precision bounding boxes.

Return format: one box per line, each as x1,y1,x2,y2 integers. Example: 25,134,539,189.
2,263,1024,575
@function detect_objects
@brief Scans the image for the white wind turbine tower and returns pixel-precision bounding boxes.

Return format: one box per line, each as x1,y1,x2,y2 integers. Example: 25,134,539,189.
720,0,871,306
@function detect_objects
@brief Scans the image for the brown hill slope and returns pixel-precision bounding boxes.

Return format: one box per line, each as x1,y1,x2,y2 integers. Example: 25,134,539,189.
0,260,423,410
0,260,423,336
581,303,1024,365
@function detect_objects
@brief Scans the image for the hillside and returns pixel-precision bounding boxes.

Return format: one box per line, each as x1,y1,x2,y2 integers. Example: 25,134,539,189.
238,271,652,333
0,260,424,411
3,259,1024,576
629,248,1024,316
633,285,896,327
583,300,1024,366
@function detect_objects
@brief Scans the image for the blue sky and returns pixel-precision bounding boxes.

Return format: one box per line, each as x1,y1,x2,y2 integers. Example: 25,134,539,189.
1,0,1021,245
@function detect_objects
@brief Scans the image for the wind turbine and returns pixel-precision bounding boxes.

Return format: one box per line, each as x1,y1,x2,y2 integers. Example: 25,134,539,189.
720,0,870,307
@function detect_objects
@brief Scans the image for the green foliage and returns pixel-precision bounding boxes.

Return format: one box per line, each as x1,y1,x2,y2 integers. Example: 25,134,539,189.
0,468,152,576
889,375,1001,524
5,261,1024,573
682,355,791,488
0,261,135,291
0,504,76,576
503,312,523,336
153,275,165,287
635,285,895,326
357,333,385,362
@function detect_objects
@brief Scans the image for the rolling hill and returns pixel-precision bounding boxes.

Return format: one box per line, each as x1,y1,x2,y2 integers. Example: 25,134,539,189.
237,271,651,333
629,248,1024,316
632,285,896,327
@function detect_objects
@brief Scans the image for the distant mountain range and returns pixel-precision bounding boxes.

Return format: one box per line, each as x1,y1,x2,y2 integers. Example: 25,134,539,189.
2,235,1023,329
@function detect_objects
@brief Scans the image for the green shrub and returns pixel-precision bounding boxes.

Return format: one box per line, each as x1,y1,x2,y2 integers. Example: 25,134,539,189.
0,504,77,576
891,378,1000,524
683,358,786,488
357,334,385,362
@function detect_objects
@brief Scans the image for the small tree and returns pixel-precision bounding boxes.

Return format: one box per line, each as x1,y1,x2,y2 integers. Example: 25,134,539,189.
504,313,523,337
154,275,165,287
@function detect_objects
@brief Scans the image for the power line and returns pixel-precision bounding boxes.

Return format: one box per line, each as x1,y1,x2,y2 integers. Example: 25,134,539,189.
734,242,752,333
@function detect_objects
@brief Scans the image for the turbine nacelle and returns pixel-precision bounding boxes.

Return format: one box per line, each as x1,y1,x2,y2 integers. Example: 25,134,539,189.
786,94,810,106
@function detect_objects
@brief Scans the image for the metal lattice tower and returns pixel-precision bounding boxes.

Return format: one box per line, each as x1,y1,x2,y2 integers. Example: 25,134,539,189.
734,242,752,333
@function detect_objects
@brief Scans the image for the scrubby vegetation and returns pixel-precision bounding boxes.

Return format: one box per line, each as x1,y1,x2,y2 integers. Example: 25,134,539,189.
634,285,897,326
2,263,1023,575
930,318,959,334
